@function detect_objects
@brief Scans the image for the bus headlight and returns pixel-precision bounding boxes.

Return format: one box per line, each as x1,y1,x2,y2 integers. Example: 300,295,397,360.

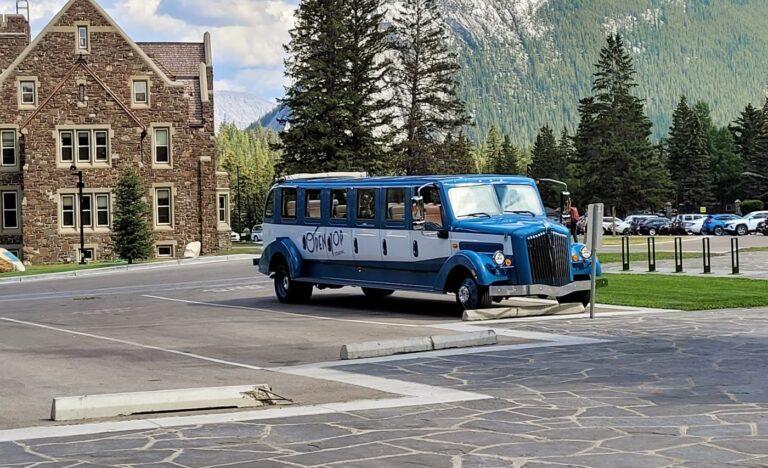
580,246,592,259
493,251,505,266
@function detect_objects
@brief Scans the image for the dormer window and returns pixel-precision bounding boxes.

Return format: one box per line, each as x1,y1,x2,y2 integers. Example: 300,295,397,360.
77,26,89,50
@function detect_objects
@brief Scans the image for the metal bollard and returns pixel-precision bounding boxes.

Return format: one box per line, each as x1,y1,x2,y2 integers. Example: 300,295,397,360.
731,237,740,275
702,237,711,274
647,237,656,272
674,237,683,273
621,236,630,271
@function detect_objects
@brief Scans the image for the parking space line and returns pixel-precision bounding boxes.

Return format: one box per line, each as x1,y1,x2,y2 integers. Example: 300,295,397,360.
141,294,430,328
0,317,265,371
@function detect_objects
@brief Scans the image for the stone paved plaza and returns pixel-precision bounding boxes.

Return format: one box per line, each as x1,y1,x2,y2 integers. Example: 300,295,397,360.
3,308,768,467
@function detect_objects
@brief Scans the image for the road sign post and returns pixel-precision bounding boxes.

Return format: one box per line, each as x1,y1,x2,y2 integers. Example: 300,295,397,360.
586,203,604,319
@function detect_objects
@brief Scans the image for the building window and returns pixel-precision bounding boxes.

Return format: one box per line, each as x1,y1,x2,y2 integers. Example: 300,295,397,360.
96,194,110,227
20,81,35,105
77,26,88,50
155,188,172,226
60,131,73,162
156,245,174,257
218,194,229,224
61,195,76,228
1,191,18,230
80,248,94,262
133,80,148,104
81,195,92,227
77,131,90,162
154,128,170,164
94,131,108,162
1,130,16,167
79,84,86,103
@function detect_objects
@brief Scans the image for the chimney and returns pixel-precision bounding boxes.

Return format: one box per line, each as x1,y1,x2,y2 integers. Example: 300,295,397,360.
0,7,30,73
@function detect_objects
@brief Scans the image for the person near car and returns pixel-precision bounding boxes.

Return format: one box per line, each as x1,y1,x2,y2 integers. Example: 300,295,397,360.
567,199,580,243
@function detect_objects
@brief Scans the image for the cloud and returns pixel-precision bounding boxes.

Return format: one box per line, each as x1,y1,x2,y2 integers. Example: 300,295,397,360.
0,0,293,100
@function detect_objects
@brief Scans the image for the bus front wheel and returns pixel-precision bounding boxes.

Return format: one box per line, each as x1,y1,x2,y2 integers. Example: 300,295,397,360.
274,265,313,304
456,277,492,311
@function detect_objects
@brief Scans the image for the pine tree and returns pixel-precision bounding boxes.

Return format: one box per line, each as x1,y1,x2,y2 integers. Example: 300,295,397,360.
483,125,503,173
693,102,743,206
731,103,764,200
440,132,476,174
111,168,153,264
528,125,561,179
752,100,768,200
679,112,712,208
667,96,691,201
574,34,671,214
493,135,519,174
391,0,470,175
556,129,574,181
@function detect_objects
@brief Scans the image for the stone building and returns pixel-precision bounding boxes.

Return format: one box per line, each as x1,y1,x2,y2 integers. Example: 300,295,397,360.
0,0,231,264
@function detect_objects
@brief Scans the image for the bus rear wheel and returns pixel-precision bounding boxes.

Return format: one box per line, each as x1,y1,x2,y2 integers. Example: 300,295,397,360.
274,265,313,304
362,288,394,299
456,277,492,312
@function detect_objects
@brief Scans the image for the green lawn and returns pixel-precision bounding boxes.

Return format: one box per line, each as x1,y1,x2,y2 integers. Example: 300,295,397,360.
601,236,676,246
599,251,710,264
0,261,127,279
598,273,768,311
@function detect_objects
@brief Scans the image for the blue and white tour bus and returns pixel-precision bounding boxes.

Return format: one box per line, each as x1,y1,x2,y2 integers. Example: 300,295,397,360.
258,173,601,311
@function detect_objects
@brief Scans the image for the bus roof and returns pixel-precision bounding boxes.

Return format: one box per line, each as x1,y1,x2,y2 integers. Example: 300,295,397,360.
275,174,535,188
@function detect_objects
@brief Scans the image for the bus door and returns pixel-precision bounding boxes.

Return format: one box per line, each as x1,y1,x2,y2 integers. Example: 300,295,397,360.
352,188,382,264
326,188,354,261
410,185,452,275
381,187,411,263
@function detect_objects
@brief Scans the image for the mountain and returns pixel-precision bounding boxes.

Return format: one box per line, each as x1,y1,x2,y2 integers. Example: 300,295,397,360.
255,104,290,132
214,91,277,131
442,0,768,145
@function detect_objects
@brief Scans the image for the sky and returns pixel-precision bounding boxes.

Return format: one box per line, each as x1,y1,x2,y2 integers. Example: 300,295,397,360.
0,0,296,101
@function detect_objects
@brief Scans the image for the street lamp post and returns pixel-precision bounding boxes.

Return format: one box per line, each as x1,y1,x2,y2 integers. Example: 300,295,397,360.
70,165,86,265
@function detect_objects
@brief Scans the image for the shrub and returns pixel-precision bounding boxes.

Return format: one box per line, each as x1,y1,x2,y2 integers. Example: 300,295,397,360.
741,199,764,214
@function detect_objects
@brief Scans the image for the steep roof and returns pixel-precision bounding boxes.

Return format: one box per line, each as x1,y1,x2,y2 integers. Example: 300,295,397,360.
137,42,206,78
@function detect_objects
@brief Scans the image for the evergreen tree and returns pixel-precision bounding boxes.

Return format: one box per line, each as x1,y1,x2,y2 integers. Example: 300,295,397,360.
574,34,671,214
731,103,763,199
111,168,153,264
528,125,561,180
556,129,574,181
752,101,768,200
483,124,503,173
667,96,691,199
279,0,392,174
391,0,470,174
493,135,520,174
680,112,712,208
440,132,476,174
693,102,743,206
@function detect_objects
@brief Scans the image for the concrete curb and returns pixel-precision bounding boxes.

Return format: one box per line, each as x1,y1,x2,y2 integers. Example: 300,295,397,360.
0,254,259,285
340,331,497,360
51,384,271,422
463,303,585,321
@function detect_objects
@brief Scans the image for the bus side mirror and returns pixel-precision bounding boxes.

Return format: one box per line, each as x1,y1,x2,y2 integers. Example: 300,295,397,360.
412,196,425,230
560,191,571,214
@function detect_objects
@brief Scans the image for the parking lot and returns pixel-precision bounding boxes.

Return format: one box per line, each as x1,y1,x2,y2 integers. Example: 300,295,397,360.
2,259,768,466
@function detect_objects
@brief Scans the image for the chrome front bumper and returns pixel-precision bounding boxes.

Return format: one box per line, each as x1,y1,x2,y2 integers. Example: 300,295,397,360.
490,280,591,298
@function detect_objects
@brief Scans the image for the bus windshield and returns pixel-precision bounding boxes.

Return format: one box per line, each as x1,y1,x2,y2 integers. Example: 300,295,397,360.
494,185,545,217
447,185,503,218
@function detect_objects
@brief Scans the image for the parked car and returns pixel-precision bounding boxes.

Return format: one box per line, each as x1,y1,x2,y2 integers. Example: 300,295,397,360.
702,214,742,236
637,217,672,236
689,217,707,235
230,231,241,242
625,215,657,235
251,224,264,242
670,214,706,235
724,211,768,236
602,217,630,235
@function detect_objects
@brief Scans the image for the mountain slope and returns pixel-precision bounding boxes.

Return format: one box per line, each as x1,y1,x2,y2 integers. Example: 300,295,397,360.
443,0,768,144
214,91,276,131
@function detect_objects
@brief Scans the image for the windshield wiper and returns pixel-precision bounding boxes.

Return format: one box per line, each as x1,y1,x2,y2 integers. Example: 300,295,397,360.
505,210,536,217
460,212,492,218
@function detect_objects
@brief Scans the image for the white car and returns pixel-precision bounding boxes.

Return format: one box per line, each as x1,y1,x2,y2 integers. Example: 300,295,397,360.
251,224,264,242
725,211,768,235
602,217,629,235
230,231,241,242
689,217,706,235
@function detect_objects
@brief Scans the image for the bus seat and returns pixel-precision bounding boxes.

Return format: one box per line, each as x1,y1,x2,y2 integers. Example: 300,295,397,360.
388,203,405,220
334,205,347,218
286,200,297,217
307,200,322,218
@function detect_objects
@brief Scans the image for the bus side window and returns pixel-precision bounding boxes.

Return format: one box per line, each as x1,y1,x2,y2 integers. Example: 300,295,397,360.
281,188,297,220
386,188,406,222
421,186,443,230
330,189,348,221
305,189,322,221
264,189,275,220
357,189,376,221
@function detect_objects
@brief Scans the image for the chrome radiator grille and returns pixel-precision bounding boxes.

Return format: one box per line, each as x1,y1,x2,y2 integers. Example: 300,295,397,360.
526,230,571,287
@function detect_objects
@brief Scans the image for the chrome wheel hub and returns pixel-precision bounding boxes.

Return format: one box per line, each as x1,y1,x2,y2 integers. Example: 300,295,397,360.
282,276,290,291
458,285,471,304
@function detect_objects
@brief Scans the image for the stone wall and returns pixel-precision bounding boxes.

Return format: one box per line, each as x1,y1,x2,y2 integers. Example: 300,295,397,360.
0,14,29,72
